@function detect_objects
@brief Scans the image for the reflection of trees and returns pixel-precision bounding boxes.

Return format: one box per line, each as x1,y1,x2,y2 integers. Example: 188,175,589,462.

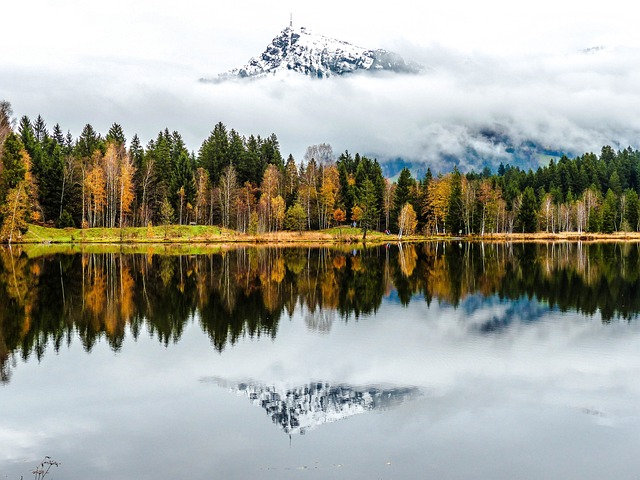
334,248,385,318
2,242,640,382
401,241,640,322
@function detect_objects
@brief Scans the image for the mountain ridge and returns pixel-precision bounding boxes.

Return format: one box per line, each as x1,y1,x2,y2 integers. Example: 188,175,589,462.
204,25,420,82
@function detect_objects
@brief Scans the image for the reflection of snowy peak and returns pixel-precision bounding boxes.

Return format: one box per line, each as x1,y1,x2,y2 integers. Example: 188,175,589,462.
209,379,420,435
211,26,420,81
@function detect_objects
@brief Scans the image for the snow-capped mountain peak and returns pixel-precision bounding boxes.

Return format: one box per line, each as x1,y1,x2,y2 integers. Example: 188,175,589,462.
207,25,420,82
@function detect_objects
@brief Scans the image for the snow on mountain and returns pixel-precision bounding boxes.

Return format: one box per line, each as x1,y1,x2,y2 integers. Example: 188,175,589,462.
206,25,420,82
207,378,420,435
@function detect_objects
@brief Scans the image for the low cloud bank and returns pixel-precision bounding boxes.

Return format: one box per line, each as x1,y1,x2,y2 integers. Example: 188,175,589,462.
3,45,640,174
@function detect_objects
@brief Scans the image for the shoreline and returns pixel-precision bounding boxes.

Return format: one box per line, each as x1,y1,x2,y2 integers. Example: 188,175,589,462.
7,224,640,246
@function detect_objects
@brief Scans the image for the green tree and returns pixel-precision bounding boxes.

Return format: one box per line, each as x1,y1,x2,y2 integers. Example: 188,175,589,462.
0,100,14,148
261,133,283,169
36,137,65,222
171,151,195,224
76,124,102,158
242,134,261,186
358,178,379,240
283,154,299,207
609,170,622,197
336,151,356,219
392,168,414,230
624,189,640,231
18,116,37,155
228,130,248,181
106,123,126,146
33,115,48,143
159,196,174,238
52,123,65,145
518,186,538,233
284,202,307,232
198,122,229,185
0,133,27,204
601,189,618,233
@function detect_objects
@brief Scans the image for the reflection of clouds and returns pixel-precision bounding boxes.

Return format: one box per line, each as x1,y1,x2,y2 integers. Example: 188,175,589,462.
0,427,46,462
201,295,640,427
203,377,420,435
0,418,96,463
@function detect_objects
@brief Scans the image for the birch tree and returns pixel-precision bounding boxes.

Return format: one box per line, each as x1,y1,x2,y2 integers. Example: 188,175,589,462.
218,165,238,229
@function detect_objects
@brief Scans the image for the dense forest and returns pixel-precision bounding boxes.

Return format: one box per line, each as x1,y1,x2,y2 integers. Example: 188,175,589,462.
1,99,640,241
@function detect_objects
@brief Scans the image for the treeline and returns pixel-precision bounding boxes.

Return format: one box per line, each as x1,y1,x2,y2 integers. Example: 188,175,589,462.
2,99,640,240
392,144,640,235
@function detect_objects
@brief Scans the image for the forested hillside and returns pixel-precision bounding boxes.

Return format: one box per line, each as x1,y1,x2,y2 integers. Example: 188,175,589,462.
1,100,639,241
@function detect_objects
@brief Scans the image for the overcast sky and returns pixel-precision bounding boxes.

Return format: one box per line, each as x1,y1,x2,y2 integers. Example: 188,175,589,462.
3,0,640,172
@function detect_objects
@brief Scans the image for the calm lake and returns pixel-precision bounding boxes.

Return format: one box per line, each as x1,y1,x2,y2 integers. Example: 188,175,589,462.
1,242,640,479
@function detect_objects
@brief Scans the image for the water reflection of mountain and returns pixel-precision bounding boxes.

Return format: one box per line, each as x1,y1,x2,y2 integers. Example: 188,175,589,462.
462,294,554,333
206,378,420,435
1,242,640,382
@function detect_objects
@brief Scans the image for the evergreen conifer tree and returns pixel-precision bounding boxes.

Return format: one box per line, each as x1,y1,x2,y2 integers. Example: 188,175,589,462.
446,167,464,235
106,123,126,146
518,186,538,233
601,189,618,233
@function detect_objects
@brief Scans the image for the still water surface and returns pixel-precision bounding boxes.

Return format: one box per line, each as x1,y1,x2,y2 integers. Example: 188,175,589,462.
1,242,640,479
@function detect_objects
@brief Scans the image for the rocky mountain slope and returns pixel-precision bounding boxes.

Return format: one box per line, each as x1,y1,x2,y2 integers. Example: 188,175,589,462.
207,25,420,81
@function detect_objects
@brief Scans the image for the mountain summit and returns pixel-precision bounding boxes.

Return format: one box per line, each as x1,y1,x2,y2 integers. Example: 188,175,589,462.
207,24,420,82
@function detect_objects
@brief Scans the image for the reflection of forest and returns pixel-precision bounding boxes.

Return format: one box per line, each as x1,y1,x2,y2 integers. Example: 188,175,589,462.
1,242,639,382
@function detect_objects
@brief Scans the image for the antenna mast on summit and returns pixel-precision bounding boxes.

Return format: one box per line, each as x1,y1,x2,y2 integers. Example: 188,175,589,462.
290,13,293,28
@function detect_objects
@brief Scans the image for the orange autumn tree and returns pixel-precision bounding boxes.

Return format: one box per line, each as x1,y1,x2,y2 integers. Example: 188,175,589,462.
424,174,451,234
0,133,40,242
119,151,135,228
85,152,106,227
333,207,346,225
318,165,339,229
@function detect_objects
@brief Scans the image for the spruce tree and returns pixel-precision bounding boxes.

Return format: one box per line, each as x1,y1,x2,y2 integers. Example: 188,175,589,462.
601,189,618,233
392,168,414,230
106,123,126,146
129,134,144,168
358,178,379,240
18,116,36,155
76,124,102,158
518,186,538,233
336,151,356,221
170,150,196,223
283,154,299,207
33,115,48,143
227,130,247,181
52,124,65,146
625,189,640,231
37,137,64,222
261,133,283,169
0,100,14,147
0,133,27,203
198,122,228,185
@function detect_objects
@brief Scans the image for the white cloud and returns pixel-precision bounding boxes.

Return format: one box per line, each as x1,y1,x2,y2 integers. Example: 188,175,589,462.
3,1,640,173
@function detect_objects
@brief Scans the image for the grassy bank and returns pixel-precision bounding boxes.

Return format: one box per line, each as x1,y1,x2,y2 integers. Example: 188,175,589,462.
14,224,640,246
19,224,394,245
